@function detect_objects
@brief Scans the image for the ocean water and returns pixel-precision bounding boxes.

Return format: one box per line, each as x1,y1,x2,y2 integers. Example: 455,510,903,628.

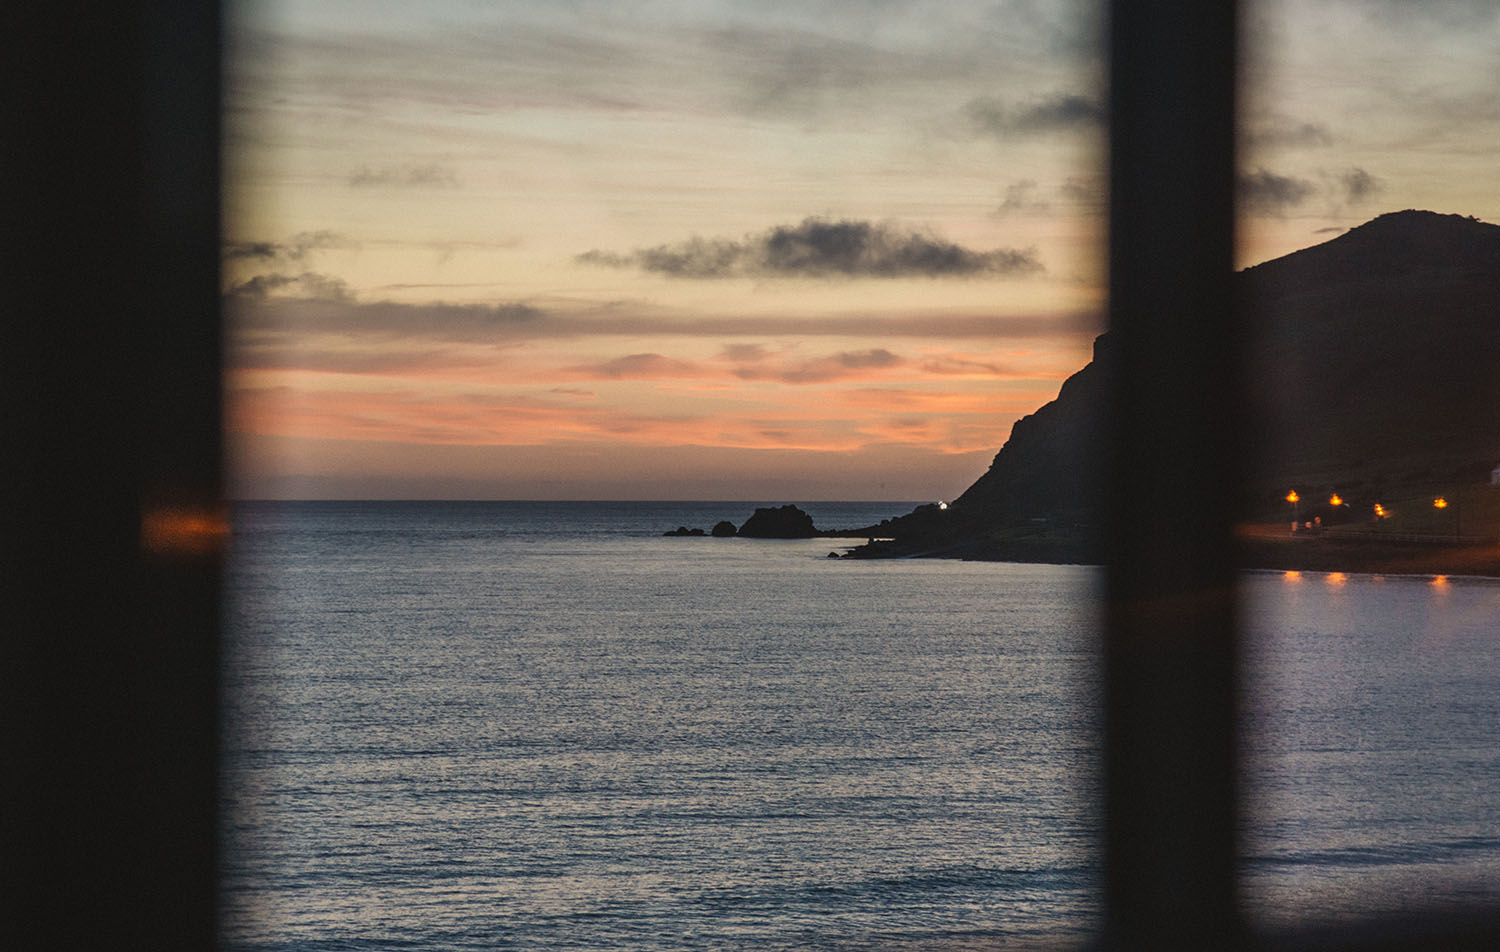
1240,569,1500,926
221,502,1500,949
222,502,1103,951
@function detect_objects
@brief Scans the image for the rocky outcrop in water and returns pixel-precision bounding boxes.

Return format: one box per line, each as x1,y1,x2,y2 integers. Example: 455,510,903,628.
737,504,819,538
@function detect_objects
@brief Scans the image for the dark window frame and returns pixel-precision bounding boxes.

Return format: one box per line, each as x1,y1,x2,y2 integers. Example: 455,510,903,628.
4,0,1497,948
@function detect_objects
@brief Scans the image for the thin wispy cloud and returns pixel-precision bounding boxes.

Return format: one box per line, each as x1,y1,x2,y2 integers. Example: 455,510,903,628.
229,296,1100,360
994,180,1052,218
839,389,1053,414
232,6,1099,132
1244,115,1334,149
232,298,547,343
577,217,1043,279
348,163,460,188
1059,175,1107,212
965,93,1104,138
920,355,1016,376
1357,0,1500,31
570,353,704,380
231,344,495,376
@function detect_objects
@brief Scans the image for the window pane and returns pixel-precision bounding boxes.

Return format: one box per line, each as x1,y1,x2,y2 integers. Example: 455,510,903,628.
221,2,1107,948
1238,0,1500,927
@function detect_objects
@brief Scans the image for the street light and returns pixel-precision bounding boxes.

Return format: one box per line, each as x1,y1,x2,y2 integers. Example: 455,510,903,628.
1329,493,1343,507
1435,496,1460,539
1285,490,1299,533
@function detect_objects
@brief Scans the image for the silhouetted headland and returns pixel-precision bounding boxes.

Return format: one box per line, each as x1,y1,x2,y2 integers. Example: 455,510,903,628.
832,211,1500,576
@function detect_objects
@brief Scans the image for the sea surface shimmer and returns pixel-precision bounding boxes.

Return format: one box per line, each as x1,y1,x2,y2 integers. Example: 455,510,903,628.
222,502,1500,949
222,502,1102,950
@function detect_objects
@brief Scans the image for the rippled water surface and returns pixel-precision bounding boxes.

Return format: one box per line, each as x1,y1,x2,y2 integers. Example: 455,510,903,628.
1241,569,1500,926
222,502,1103,950
223,503,1500,949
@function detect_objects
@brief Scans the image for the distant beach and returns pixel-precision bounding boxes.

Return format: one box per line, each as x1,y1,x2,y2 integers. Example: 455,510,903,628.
840,521,1500,579
1235,525,1500,579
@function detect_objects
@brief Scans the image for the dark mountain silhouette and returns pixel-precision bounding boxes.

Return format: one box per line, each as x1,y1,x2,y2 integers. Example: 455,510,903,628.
848,211,1500,558
1239,210,1500,504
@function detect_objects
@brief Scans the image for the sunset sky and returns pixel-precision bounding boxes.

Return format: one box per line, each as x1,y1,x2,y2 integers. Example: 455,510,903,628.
225,0,1500,500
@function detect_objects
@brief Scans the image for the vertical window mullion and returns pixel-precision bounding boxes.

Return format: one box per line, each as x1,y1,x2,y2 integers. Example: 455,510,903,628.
1103,1,1242,947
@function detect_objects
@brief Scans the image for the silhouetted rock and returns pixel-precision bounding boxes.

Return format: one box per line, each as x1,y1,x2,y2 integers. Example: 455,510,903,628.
737,504,819,538
663,526,706,536
711,520,738,537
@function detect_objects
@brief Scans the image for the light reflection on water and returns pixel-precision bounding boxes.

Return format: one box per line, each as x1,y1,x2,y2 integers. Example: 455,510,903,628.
1241,569,1500,926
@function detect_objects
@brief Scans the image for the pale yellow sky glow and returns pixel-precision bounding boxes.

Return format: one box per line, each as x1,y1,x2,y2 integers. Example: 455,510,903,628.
225,0,1498,499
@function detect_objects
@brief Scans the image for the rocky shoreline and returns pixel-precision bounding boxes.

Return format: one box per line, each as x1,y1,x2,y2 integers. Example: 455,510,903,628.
666,506,1500,578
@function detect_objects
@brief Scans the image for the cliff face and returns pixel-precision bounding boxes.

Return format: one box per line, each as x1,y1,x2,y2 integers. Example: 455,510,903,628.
941,210,1500,533
949,333,1113,526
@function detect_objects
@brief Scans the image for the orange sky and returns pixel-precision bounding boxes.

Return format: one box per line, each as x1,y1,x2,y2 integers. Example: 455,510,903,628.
225,1,1500,499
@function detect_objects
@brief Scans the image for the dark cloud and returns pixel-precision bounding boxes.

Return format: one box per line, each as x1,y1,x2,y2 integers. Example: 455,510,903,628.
228,271,353,302
348,164,460,188
1237,168,1317,213
223,230,349,263
223,241,280,261
578,217,1043,279
225,232,359,305
1237,165,1385,217
965,93,1104,138
1338,167,1382,203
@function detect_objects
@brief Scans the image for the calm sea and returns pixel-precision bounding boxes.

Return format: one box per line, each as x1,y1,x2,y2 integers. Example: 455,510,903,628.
221,502,1500,949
